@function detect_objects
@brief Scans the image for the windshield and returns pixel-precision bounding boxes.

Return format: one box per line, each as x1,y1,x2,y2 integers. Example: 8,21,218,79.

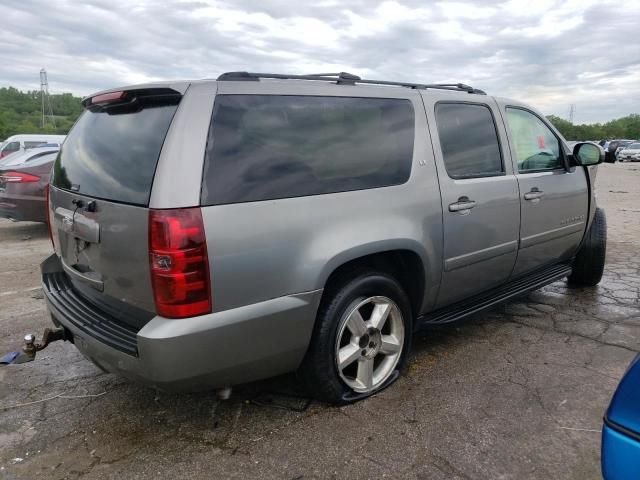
628,143,640,149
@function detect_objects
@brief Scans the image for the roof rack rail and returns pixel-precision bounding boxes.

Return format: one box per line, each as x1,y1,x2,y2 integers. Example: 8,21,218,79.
216,71,486,95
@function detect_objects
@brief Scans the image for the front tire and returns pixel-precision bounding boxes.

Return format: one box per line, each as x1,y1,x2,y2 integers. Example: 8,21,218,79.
300,271,412,405
568,207,607,286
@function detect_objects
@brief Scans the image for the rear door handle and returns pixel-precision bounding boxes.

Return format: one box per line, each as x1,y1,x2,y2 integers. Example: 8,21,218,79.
524,188,544,201
448,196,477,213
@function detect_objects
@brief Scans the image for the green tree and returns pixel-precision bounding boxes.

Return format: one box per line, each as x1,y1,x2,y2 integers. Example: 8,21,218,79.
0,87,83,140
547,114,640,141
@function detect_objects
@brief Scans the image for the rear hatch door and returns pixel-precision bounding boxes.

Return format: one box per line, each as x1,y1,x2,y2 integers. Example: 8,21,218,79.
49,87,183,326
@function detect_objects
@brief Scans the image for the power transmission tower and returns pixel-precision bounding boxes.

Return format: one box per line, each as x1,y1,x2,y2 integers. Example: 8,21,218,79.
568,104,575,123
40,68,56,129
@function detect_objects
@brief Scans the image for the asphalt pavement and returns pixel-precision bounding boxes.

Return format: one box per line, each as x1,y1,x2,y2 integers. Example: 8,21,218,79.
1,163,639,479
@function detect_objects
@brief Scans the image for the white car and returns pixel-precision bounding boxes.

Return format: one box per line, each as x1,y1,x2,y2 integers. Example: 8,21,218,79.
617,142,640,162
0,134,66,159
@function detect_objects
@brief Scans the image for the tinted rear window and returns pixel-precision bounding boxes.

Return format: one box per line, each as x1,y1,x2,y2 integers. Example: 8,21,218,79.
52,94,179,205
201,95,415,205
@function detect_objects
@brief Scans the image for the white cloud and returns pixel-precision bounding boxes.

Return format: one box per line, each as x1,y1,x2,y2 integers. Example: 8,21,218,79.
0,0,639,123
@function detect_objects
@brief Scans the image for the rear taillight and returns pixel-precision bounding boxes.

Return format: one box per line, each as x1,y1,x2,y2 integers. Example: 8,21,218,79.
45,184,54,249
149,208,211,318
0,172,40,183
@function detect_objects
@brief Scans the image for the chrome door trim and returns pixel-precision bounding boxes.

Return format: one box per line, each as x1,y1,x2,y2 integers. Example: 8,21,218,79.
54,207,100,244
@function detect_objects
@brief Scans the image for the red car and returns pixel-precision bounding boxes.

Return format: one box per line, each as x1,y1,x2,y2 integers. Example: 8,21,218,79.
0,147,59,223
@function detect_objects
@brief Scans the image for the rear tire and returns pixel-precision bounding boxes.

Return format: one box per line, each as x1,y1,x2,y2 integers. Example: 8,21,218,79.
299,271,412,405
568,207,607,286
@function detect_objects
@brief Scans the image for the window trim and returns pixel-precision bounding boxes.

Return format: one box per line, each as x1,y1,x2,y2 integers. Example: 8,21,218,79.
504,105,569,174
434,100,506,180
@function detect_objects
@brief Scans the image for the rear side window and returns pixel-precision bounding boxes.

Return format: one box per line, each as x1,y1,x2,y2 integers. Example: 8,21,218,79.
201,95,415,205
52,93,179,206
24,141,45,149
435,103,503,179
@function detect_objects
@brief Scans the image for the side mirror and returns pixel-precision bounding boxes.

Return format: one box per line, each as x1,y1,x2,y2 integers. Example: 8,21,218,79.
573,142,605,166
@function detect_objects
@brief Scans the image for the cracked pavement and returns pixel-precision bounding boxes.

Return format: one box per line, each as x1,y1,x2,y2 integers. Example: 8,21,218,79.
1,164,639,479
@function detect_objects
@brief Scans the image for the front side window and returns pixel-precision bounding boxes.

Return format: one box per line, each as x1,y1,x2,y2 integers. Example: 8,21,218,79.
435,103,503,179
201,95,415,205
505,108,563,172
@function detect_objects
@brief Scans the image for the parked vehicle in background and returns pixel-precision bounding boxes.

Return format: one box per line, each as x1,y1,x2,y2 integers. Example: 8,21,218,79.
0,134,65,159
0,146,59,222
602,354,640,479
41,72,607,404
616,142,640,162
606,139,633,163
0,145,60,167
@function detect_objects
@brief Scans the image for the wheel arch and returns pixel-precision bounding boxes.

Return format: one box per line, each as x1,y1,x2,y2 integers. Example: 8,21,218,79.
316,240,430,321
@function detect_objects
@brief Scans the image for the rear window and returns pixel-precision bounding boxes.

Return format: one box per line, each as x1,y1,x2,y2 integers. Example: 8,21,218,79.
201,95,415,205
52,93,179,206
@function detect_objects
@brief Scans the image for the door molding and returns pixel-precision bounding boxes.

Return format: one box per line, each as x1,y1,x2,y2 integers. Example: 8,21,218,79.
520,221,585,249
444,240,518,272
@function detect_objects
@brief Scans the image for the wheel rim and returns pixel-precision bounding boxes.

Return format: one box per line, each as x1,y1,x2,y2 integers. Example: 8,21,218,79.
335,296,404,393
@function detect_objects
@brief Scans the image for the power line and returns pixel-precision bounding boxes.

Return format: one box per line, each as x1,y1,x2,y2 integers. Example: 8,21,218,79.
568,103,575,123
40,68,56,129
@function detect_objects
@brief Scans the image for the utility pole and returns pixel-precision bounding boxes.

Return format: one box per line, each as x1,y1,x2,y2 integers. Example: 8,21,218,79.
568,103,575,123
40,69,56,129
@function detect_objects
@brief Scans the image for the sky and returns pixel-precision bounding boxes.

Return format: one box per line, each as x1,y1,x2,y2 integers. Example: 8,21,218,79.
1,0,639,124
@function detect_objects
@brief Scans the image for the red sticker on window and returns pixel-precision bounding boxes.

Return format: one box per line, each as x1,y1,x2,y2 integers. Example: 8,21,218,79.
536,135,545,149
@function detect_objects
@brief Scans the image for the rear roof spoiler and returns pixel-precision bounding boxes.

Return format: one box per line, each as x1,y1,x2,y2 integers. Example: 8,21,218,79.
82,81,189,107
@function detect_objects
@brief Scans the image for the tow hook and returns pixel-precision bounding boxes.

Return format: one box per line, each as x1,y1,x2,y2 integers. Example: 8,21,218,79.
12,328,67,363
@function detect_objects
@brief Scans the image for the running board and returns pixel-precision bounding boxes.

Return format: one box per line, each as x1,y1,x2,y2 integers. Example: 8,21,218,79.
417,263,572,327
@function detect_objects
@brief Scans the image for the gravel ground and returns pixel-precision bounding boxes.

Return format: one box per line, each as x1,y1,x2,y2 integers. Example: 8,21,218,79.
1,163,639,479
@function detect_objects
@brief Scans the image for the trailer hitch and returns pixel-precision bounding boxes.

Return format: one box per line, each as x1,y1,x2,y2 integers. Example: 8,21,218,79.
0,328,67,365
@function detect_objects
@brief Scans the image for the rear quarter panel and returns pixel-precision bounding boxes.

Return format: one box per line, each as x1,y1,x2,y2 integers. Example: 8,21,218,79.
200,81,443,313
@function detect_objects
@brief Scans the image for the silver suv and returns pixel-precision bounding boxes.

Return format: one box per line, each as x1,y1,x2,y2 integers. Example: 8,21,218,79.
42,72,607,404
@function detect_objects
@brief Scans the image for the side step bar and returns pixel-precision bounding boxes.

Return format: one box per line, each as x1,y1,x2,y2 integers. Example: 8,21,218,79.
417,263,572,328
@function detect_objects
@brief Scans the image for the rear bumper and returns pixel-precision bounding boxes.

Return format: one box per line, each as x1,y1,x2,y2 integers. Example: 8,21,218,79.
41,254,322,391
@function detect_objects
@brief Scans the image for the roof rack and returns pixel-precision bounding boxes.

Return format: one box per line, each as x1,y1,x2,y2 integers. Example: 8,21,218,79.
216,71,486,95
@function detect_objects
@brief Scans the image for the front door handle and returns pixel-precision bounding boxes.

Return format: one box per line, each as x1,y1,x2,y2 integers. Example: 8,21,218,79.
524,188,544,201
448,196,477,213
